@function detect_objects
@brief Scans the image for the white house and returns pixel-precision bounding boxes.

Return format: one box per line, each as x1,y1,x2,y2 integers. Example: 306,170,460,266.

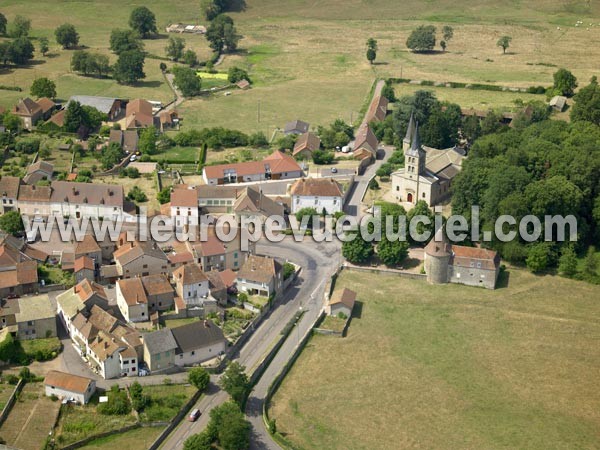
44,370,96,404
173,263,210,305
290,178,345,214
170,186,200,229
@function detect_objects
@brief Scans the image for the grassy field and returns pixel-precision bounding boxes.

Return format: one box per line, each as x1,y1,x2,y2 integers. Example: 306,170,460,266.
269,268,600,449
55,395,138,446
5,0,596,133
138,384,197,422
0,382,61,450
393,83,544,110
79,426,164,450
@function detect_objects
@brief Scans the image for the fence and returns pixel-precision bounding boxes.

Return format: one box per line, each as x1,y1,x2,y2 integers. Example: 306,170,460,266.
261,266,341,448
0,379,25,427
342,264,427,280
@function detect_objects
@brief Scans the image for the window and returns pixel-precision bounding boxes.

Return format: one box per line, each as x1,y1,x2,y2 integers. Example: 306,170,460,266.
27,320,34,326
315,197,318,205
422,193,426,198
141,312,145,316
234,252,238,259
396,186,399,191
143,264,148,269
191,351,195,356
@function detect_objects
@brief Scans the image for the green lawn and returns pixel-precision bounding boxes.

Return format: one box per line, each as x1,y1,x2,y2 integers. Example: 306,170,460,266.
20,337,61,357
269,268,600,449
150,146,200,163
163,317,201,329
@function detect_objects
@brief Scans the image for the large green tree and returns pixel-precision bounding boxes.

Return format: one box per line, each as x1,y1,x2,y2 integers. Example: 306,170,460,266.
109,29,143,54
129,6,157,38
30,77,56,99
138,127,158,154
219,362,249,406
406,25,436,52
205,15,240,53
55,23,79,49
552,68,578,97
113,50,146,85
377,237,409,266
0,211,24,236
571,76,600,125
173,66,202,97
188,367,210,391
342,231,374,264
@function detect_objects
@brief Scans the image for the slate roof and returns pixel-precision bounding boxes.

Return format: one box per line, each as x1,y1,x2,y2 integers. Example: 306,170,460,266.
69,96,119,115
49,181,125,207
143,327,178,355
284,120,310,135
170,320,225,353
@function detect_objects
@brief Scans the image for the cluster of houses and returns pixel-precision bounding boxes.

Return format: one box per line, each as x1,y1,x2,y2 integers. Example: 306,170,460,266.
0,173,137,222
9,96,179,137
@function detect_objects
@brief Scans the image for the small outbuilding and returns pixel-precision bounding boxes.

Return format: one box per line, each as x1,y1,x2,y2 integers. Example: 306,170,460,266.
327,288,356,318
44,370,96,404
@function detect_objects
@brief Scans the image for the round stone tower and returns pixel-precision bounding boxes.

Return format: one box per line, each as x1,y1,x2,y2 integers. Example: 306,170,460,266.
424,230,451,284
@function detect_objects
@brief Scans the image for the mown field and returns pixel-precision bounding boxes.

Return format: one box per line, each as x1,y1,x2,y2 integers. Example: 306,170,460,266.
269,268,600,449
2,0,600,133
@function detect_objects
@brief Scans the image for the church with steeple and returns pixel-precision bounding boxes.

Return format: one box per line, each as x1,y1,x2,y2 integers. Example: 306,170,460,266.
391,113,466,207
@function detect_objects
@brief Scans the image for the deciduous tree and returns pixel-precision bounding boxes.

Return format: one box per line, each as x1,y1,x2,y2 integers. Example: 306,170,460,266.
406,25,436,52
113,50,146,85
129,6,157,38
55,23,79,49
497,35,512,54
30,77,56,99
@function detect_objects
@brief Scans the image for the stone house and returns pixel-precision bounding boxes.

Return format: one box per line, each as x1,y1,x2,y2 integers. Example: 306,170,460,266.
237,254,282,297
44,371,96,405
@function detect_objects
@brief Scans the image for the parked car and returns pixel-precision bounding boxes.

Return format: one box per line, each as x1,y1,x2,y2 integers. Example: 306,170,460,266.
331,167,338,173
188,408,201,422
129,155,137,162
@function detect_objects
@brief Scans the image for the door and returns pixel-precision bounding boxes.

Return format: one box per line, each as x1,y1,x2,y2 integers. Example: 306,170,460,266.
407,193,413,203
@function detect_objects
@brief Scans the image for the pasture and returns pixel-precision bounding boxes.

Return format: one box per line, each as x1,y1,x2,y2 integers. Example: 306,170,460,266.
2,0,599,133
269,268,600,449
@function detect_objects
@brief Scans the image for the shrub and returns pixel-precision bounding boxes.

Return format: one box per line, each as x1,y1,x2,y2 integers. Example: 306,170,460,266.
188,367,210,392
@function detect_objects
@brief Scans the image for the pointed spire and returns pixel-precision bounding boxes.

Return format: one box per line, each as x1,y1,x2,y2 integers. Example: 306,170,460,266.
404,112,416,143
410,121,421,151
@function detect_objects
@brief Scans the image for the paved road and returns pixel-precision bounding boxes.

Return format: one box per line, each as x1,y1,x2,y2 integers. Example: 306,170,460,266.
160,238,340,449
344,144,394,218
